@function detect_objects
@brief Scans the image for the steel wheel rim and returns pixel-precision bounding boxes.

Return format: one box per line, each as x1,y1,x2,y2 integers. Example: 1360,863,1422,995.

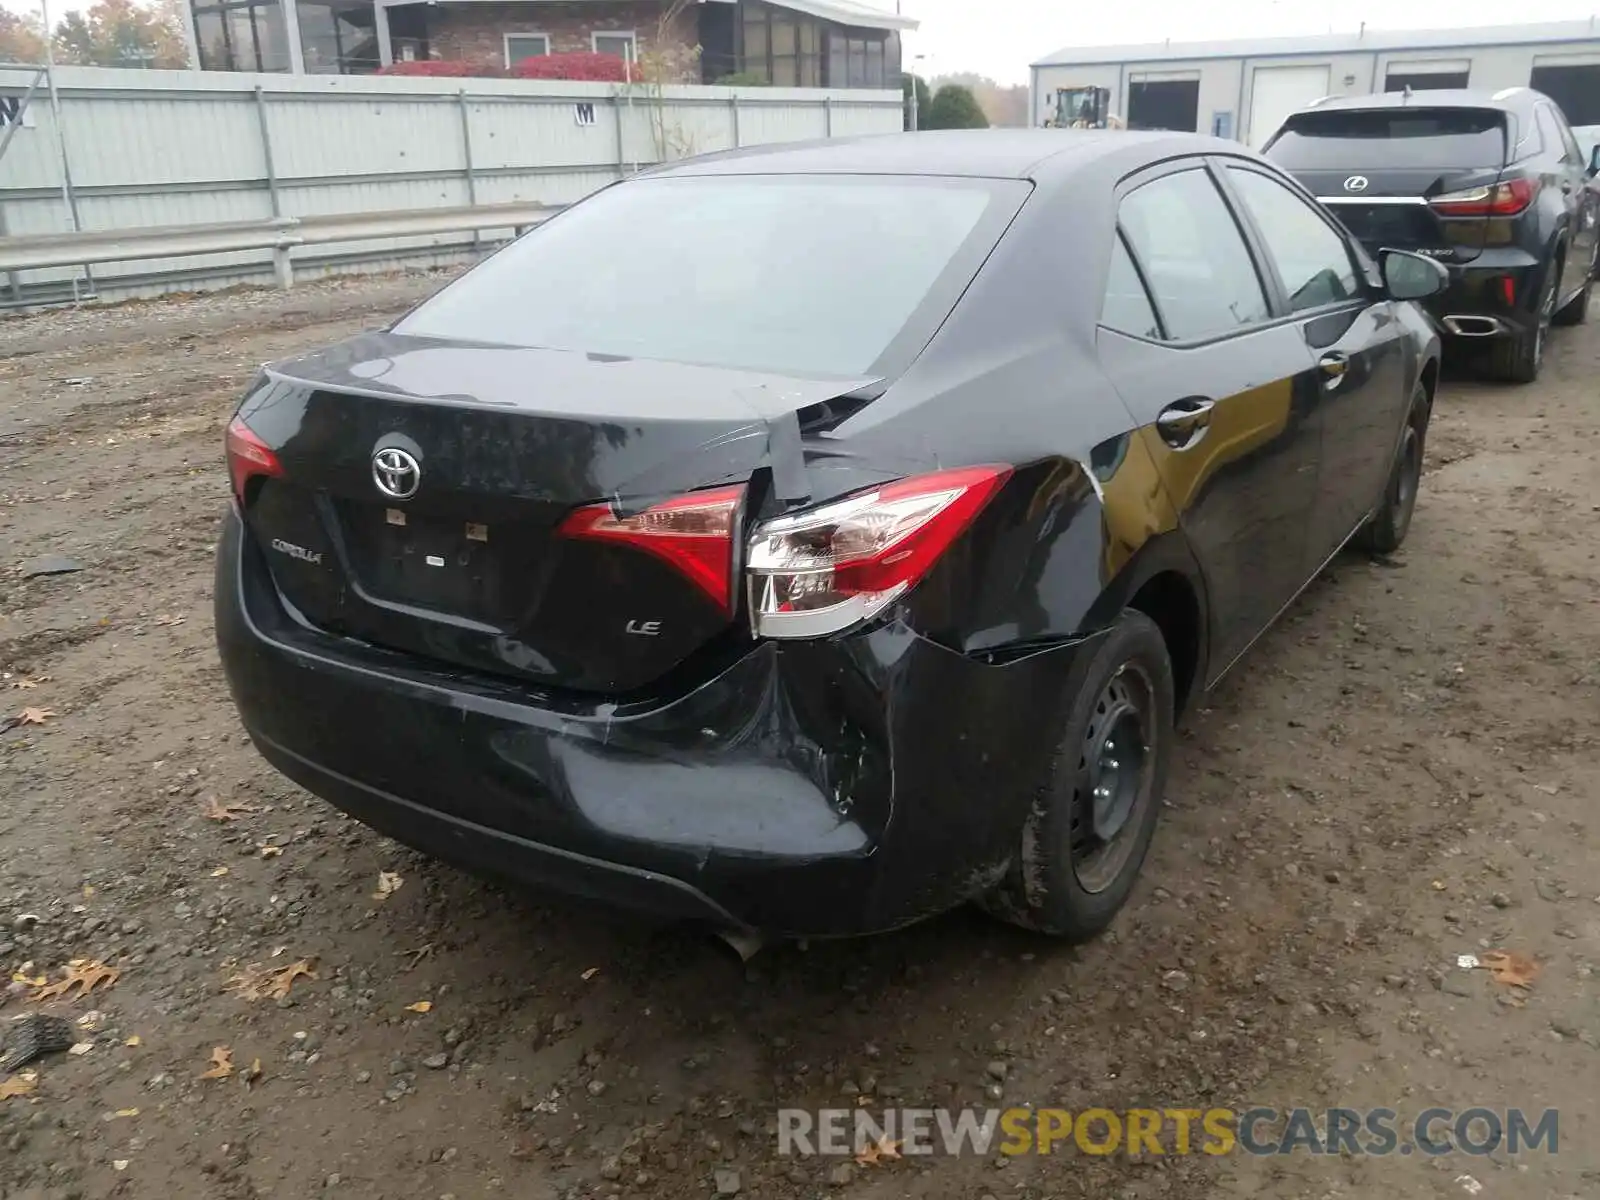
1070,663,1157,894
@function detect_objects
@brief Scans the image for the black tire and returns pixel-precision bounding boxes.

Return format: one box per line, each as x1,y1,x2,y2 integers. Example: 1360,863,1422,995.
1355,383,1429,556
980,609,1175,941
1486,256,1559,383
1553,243,1595,327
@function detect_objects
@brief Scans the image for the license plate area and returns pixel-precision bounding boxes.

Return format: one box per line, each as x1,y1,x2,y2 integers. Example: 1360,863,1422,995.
337,502,519,622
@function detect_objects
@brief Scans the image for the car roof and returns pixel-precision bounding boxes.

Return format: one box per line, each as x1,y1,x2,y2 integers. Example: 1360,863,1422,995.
1296,88,1539,117
640,129,1252,182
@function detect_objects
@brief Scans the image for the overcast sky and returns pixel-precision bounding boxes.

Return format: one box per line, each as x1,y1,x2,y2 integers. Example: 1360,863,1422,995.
4,0,1597,85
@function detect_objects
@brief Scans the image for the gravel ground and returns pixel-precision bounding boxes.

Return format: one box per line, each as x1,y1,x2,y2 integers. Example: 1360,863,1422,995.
1,273,1598,1200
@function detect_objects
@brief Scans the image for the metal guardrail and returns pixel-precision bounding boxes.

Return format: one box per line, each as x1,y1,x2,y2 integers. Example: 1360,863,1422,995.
0,200,565,289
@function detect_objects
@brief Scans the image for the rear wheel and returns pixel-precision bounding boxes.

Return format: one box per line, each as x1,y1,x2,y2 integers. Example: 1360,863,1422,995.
1355,382,1429,556
1487,257,1559,383
1554,243,1595,326
980,609,1174,941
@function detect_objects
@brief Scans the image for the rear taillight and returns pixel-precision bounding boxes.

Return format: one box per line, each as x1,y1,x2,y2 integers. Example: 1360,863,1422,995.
225,416,282,504
559,485,745,615
1428,178,1537,217
746,465,1011,640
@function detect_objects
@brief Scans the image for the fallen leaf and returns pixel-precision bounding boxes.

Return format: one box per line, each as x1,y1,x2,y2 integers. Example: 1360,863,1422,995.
17,707,54,725
112,1160,129,1172
124,1036,141,1047
202,797,258,822
855,1135,902,1166
68,1042,95,1056
0,1077,37,1101
32,960,122,1002
257,843,283,859
113,1107,140,1118
405,1001,432,1014
154,614,186,627
245,1058,263,1083
210,866,230,878
1480,950,1540,989
11,676,47,689
12,972,46,987
581,967,599,981
225,958,318,1002
372,871,403,901
1431,880,1447,891
199,1047,234,1079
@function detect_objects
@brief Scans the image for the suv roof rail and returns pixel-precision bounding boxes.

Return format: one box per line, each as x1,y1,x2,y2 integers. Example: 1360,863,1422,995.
1492,86,1529,100
1306,94,1333,107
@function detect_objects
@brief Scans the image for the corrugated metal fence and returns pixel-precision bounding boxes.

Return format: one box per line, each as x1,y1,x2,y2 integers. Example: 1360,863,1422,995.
0,66,904,305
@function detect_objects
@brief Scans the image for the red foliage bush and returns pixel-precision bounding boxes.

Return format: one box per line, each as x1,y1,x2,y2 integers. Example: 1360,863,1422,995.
375,60,503,77
508,51,631,81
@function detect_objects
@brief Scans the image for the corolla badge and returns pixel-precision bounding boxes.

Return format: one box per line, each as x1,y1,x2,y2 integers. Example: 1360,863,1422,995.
372,447,421,500
1343,175,1370,193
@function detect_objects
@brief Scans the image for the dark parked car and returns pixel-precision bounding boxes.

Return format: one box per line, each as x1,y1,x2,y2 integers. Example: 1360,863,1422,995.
215,130,1445,943
1263,88,1600,383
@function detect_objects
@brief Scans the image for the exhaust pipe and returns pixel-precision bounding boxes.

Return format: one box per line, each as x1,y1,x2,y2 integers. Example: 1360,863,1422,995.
714,929,767,963
1441,315,1506,337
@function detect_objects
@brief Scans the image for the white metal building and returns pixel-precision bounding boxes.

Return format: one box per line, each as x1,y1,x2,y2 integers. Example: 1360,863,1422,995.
1030,19,1600,148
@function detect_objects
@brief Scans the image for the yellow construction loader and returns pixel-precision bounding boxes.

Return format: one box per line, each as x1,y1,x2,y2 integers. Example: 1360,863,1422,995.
1045,86,1127,129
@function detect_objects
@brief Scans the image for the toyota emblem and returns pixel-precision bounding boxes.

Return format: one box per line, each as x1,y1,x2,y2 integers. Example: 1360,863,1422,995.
1343,175,1369,193
372,446,421,500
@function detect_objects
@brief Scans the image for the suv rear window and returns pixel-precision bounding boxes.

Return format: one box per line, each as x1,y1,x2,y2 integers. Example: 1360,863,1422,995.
1266,108,1507,170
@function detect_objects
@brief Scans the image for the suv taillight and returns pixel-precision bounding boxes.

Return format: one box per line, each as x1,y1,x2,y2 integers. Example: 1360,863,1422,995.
746,465,1011,639
1428,178,1538,217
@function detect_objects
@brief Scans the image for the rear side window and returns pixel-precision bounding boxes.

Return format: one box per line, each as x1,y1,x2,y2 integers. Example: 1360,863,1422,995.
1225,167,1360,312
1101,236,1162,339
1266,108,1508,170
1118,168,1271,342
1537,104,1584,164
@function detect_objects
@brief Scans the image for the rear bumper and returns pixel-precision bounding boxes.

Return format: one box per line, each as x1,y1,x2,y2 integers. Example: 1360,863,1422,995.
214,508,1100,937
1419,248,1546,339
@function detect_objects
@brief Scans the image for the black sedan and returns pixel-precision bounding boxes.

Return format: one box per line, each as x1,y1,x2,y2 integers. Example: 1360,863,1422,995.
214,130,1445,942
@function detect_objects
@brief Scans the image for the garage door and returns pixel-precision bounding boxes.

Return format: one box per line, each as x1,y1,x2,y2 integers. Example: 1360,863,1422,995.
1248,64,1332,149
1530,63,1600,126
1128,79,1201,131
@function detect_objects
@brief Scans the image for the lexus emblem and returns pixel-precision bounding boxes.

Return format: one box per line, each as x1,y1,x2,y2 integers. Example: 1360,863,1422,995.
1343,175,1369,193
372,446,421,500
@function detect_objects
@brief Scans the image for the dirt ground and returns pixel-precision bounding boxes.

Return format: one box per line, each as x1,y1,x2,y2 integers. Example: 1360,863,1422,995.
1,273,1597,1200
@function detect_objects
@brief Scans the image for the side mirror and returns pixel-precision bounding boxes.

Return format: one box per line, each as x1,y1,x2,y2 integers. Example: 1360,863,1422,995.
1378,248,1449,300
1589,144,1600,177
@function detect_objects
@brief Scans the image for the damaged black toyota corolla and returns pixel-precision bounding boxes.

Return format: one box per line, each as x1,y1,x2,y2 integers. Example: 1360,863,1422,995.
215,130,1447,941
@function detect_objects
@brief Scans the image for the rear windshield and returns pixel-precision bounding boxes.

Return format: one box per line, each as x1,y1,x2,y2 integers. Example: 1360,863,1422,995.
394,174,1026,378
1266,108,1507,170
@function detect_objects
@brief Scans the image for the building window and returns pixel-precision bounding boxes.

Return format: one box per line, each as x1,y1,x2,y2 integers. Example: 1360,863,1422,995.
740,1,822,85
824,27,888,88
191,0,292,71
298,0,378,73
592,31,636,62
1384,61,1470,91
504,33,549,66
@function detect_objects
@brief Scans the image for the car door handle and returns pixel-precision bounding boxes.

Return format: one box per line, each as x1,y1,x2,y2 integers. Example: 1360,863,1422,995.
1155,398,1215,449
1318,352,1349,388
